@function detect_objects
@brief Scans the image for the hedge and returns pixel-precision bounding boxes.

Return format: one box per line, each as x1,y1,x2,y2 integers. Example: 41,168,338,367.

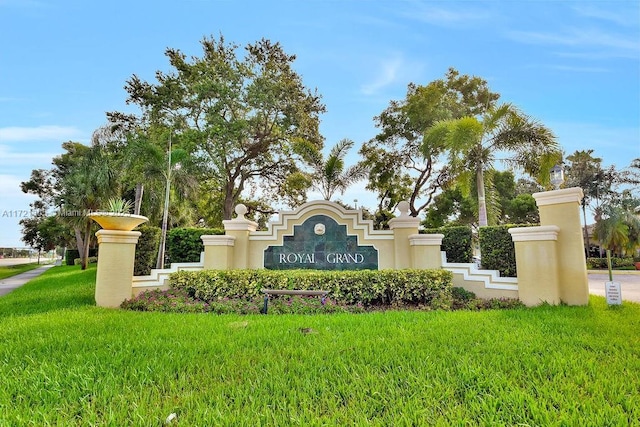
166,227,224,264
586,257,636,269
478,225,517,277
422,226,473,263
134,225,161,276
170,269,453,309
65,248,98,266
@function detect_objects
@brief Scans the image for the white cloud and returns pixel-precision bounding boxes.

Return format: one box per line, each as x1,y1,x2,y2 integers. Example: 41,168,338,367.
507,28,639,57
359,52,426,97
361,56,403,96
0,125,83,142
0,144,58,166
403,3,493,27
572,5,638,27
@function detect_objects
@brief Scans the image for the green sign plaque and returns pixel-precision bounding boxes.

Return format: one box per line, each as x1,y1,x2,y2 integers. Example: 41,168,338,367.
264,214,378,270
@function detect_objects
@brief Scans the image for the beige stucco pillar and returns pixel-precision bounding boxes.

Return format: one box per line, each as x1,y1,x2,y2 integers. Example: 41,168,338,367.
222,204,258,269
533,188,589,305
409,234,444,269
201,235,236,269
509,226,560,306
95,230,141,308
388,201,421,269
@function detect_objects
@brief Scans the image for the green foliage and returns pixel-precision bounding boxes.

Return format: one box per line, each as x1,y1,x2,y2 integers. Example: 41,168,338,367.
507,193,539,224
134,225,161,275
2,266,639,424
422,226,473,263
479,225,517,277
423,102,560,227
360,68,500,217
121,36,325,220
121,288,362,315
105,197,133,214
65,248,97,266
294,138,366,201
166,227,224,263
451,287,524,310
170,269,453,309
74,256,97,265
586,257,636,269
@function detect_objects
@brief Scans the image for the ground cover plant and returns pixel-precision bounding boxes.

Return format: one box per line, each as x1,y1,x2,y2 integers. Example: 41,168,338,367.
0,265,638,425
0,262,41,280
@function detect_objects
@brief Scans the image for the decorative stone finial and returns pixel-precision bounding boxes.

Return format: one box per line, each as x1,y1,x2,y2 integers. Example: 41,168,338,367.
397,201,410,217
235,204,247,220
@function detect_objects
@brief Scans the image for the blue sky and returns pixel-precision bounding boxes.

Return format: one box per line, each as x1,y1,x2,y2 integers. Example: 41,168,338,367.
1,0,638,247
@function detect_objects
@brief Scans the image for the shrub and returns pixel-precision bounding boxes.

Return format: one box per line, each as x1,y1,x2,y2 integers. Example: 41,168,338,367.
586,257,635,269
65,248,97,266
134,225,161,276
74,256,97,265
479,225,517,277
170,269,454,309
450,287,524,310
422,226,473,263
166,227,224,264
121,288,212,313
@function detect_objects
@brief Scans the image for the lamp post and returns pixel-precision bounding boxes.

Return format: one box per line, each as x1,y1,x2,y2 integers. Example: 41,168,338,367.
550,164,565,190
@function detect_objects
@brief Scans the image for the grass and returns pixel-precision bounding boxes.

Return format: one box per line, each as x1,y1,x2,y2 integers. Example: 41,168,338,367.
1,266,639,425
0,262,43,280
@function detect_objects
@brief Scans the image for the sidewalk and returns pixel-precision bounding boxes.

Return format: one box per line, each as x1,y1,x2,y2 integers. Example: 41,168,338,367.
0,264,56,297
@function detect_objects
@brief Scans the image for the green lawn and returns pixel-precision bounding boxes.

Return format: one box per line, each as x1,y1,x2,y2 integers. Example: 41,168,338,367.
1,265,638,426
0,262,43,280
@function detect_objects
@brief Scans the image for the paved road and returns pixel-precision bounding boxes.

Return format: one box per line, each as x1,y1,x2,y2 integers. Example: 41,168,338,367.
0,257,58,267
588,271,640,303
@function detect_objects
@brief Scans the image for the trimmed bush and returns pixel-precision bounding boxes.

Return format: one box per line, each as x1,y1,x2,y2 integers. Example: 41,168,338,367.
479,225,517,277
74,256,97,265
65,248,97,266
166,227,224,264
134,225,162,276
586,257,635,269
422,226,473,263
170,269,453,309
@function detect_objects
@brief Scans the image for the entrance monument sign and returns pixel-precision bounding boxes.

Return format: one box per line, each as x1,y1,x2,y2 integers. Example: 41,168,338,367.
264,214,378,270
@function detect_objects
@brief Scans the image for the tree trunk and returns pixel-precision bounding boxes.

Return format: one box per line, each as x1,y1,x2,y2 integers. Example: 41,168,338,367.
134,183,144,215
81,221,92,270
223,183,235,221
476,163,488,227
74,227,85,268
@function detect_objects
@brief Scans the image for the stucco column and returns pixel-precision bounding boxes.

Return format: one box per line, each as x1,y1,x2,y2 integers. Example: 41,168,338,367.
201,235,236,269
222,204,258,269
95,230,141,308
388,201,421,269
509,226,560,306
533,188,589,305
409,234,444,269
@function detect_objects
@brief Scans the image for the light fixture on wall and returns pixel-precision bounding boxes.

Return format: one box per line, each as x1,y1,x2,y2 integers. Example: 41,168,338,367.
550,164,564,190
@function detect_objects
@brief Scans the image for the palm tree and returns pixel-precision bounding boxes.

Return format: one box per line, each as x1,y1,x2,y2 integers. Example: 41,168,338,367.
423,103,561,226
594,206,640,257
296,139,366,201
60,143,119,269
